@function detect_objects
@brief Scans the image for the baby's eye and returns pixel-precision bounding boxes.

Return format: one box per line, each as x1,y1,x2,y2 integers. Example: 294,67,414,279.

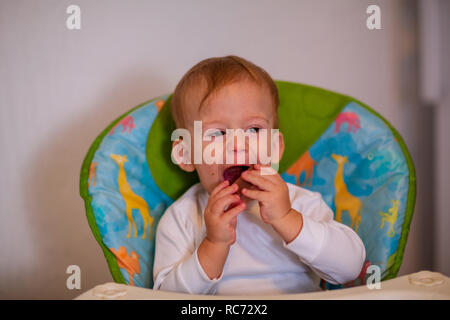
246,127,260,134
208,129,226,137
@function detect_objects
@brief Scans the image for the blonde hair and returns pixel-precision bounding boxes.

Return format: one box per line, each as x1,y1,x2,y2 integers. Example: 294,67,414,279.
171,55,279,128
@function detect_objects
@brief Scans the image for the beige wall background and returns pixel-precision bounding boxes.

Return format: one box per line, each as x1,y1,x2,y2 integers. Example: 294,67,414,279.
0,0,447,299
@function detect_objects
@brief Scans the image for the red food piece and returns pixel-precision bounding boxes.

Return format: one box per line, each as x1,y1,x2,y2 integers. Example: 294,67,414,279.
222,166,249,185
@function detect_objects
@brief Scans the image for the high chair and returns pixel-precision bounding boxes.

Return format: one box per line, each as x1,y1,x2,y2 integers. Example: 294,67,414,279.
79,80,416,292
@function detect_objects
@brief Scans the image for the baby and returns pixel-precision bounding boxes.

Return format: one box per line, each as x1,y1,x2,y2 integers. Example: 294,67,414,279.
153,55,366,295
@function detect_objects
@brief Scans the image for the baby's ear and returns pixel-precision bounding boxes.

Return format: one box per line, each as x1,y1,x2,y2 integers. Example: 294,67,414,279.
274,130,285,164
280,131,285,161
171,139,195,172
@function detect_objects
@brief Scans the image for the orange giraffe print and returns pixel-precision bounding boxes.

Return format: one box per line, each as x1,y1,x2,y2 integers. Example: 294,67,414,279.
286,151,317,187
331,154,362,232
110,246,140,286
110,154,154,239
88,162,97,187
154,99,165,112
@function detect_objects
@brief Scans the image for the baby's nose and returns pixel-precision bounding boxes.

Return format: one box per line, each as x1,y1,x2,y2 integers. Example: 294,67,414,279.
226,130,247,152
225,130,248,164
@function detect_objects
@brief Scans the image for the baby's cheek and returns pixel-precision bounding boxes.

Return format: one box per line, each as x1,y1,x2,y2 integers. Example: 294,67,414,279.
202,139,226,164
247,137,259,164
251,133,272,164
197,165,222,194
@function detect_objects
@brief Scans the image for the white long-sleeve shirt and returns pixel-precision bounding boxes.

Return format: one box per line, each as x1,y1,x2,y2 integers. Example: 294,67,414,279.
153,182,365,295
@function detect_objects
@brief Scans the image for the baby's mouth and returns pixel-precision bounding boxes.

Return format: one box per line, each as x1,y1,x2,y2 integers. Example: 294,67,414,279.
222,165,250,185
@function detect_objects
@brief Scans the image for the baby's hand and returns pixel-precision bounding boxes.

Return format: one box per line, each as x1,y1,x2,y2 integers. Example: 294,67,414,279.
204,180,246,246
240,164,291,225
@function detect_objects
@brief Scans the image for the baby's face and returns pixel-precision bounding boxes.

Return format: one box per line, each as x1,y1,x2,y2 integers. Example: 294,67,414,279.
176,79,284,196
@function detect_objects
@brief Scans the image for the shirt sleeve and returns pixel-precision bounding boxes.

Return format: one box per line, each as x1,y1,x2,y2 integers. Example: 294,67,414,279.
152,204,222,294
283,191,366,285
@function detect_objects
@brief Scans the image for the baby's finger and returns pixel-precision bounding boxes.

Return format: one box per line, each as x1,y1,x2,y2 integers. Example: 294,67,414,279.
241,187,266,201
254,167,283,185
215,183,239,199
241,170,274,191
210,180,230,198
212,194,240,214
255,163,279,177
223,201,246,223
